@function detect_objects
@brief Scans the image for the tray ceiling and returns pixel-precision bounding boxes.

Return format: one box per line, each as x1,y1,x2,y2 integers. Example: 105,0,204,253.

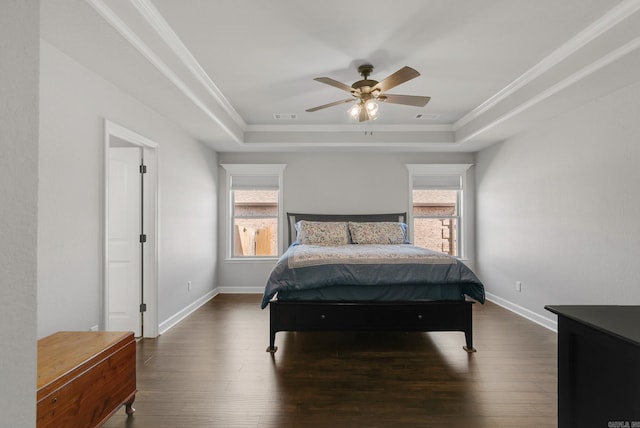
40,0,640,152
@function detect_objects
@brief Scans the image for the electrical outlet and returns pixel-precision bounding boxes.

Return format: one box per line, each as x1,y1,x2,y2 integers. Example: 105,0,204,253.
89,325,99,332
515,281,522,292
188,281,192,292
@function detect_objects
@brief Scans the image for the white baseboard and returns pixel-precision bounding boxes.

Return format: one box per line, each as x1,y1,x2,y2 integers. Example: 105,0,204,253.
158,288,219,335
159,289,557,336
485,292,558,332
217,286,263,294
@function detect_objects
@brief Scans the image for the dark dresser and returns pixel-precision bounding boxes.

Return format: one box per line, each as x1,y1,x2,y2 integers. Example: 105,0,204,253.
545,305,640,428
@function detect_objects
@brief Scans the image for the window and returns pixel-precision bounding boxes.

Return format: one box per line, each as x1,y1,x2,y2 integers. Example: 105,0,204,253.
407,164,471,258
221,164,286,259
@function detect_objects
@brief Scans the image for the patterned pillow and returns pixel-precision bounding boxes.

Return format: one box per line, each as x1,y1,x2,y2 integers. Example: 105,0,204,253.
295,221,350,246
348,222,409,245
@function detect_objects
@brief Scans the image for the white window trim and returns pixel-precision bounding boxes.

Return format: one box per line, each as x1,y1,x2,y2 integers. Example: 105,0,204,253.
221,164,286,260
406,164,472,260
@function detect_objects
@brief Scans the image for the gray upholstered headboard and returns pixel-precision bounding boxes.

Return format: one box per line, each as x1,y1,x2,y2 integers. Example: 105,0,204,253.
286,212,407,246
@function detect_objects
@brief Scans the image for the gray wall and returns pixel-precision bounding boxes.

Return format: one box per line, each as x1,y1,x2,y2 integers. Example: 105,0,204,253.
475,79,640,329
0,1,39,426
216,151,475,291
38,41,219,337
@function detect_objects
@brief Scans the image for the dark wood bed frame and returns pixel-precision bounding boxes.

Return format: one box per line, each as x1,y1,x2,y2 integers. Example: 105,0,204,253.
266,212,477,353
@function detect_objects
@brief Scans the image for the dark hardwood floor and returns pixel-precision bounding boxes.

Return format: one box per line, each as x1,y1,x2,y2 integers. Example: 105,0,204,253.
103,294,557,428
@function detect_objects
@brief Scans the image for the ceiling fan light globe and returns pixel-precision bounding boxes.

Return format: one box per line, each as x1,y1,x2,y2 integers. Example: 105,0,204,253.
349,103,362,118
365,99,379,114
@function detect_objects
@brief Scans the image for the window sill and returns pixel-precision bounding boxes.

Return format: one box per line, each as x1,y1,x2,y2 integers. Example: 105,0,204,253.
224,257,279,263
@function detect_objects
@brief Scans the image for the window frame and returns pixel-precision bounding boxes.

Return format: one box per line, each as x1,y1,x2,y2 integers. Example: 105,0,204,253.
412,190,460,255
221,164,286,261
406,164,472,259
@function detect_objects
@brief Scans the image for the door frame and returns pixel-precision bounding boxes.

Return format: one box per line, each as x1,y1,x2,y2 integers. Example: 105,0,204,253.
104,119,159,338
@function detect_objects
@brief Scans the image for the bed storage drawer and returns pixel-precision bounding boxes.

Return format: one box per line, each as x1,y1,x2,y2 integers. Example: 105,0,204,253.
271,300,473,333
37,331,136,428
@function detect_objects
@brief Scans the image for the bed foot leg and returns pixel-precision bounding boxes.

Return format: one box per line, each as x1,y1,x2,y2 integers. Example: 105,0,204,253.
463,319,475,352
267,328,277,353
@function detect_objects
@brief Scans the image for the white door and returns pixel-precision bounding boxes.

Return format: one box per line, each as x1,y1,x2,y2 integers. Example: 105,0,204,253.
108,147,142,336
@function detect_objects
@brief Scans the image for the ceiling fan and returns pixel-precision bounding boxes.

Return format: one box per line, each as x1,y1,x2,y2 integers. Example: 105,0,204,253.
306,64,431,122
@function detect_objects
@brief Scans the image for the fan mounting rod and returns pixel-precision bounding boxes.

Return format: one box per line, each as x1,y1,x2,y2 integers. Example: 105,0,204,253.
357,64,374,79
353,64,379,93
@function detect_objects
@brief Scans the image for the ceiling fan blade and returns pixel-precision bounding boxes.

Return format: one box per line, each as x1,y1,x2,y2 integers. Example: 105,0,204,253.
306,98,354,112
380,94,431,107
372,66,420,93
314,77,356,93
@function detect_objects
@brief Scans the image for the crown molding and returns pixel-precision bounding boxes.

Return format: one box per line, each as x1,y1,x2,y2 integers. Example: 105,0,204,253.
245,124,453,133
458,32,640,145
455,0,640,130
86,0,244,142
129,0,247,130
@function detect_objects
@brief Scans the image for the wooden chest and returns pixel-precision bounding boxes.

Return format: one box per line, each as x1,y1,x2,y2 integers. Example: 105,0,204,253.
37,331,136,428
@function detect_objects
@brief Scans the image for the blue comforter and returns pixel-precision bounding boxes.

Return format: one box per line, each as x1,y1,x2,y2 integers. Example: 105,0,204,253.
261,244,485,309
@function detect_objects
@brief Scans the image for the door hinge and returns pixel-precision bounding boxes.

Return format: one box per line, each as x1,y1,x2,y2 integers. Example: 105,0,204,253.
140,164,147,174
139,234,147,243
139,303,147,313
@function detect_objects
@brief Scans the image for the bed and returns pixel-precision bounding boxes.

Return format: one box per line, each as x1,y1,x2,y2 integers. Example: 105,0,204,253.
262,213,485,353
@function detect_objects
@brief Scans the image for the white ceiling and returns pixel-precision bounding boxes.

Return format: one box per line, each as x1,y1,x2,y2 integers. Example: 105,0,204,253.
40,0,640,152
